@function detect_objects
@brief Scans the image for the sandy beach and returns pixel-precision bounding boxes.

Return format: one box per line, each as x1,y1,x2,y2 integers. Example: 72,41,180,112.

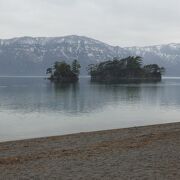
0,122,180,179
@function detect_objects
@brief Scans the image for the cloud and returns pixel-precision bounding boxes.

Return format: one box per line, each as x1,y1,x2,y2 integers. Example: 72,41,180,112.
0,0,180,46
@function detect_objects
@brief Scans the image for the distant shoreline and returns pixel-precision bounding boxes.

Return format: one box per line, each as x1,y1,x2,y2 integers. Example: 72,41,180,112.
0,75,179,78
0,122,180,179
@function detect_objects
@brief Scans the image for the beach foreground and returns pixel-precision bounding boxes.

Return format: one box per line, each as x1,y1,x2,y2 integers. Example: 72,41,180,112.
0,122,180,180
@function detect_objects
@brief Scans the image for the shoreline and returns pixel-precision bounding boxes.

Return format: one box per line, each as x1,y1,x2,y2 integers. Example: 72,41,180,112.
0,121,179,144
0,122,180,179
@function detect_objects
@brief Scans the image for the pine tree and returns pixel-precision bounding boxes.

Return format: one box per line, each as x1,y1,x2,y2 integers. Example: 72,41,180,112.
71,59,81,75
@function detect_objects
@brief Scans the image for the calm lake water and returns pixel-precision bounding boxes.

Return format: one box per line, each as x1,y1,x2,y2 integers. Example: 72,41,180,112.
0,76,180,142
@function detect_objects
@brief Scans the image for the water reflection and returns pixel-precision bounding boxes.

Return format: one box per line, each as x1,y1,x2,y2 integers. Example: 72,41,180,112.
1,76,180,141
0,77,178,114
48,79,143,114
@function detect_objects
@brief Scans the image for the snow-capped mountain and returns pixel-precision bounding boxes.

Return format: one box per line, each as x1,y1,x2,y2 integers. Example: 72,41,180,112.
125,44,180,75
0,35,179,75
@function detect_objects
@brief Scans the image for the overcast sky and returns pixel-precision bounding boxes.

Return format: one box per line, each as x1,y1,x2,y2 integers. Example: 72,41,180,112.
0,0,180,46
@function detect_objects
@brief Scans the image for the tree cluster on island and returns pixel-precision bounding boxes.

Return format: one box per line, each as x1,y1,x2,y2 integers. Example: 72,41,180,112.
46,59,81,83
46,56,165,83
88,56,165,83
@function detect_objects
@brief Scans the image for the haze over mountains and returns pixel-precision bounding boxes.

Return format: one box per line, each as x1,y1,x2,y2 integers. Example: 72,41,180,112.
0,35,180,76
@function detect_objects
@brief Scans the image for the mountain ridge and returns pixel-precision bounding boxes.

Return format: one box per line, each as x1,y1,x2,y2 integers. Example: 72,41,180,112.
0,35,179,47
0,35,180,75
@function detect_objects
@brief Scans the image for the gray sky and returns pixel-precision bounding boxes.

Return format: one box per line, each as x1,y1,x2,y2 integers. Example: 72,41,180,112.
0,0,180,46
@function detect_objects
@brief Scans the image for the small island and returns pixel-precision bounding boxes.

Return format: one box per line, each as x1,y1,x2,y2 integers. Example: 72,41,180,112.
88,56,165,83
46,60,81,83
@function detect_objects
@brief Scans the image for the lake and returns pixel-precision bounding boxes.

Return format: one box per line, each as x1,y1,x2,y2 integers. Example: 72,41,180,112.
0,76,180,142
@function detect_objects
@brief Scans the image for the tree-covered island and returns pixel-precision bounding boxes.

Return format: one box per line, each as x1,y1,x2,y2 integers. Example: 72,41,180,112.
88,56,165,83
46,60,81,83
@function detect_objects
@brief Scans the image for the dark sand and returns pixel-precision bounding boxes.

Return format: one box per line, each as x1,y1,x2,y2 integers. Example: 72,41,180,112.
0,122,180,180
